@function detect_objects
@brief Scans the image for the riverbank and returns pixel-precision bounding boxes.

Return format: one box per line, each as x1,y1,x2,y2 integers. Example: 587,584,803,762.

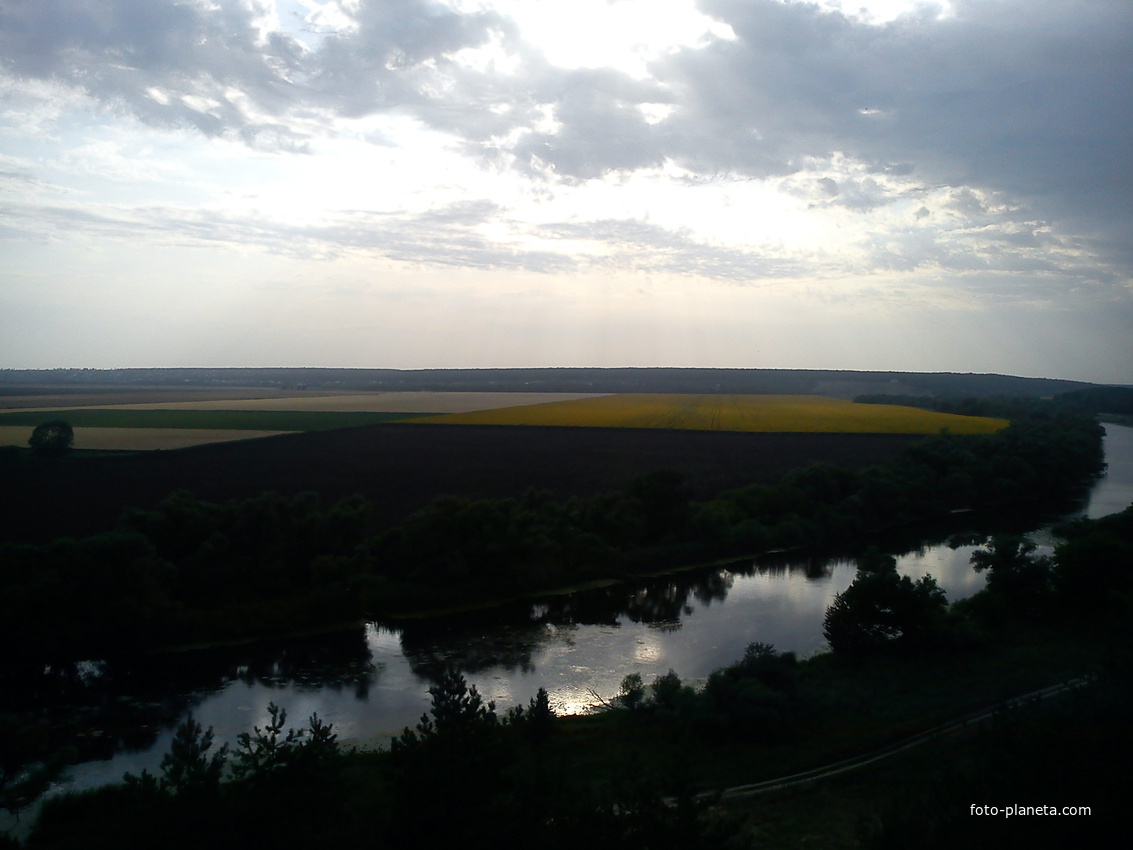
20,590,1126,849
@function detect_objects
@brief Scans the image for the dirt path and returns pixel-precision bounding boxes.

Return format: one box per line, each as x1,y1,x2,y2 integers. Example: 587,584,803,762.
691,677,1090,803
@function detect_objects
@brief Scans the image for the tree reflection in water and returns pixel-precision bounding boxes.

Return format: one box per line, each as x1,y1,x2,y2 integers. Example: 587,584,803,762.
1,628,377,767
395,563,743,681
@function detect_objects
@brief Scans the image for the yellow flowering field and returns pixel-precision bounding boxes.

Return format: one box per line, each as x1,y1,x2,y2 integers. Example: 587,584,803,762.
409,394,1008,435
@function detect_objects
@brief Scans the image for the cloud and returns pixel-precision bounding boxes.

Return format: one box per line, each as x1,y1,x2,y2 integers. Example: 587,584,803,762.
1,0,1129,318
0,0,511,146
429,0,1130,276
0,0,302,143
650,2,1131,252
531,216,807,280
0,189,581,273
8,0,1127,251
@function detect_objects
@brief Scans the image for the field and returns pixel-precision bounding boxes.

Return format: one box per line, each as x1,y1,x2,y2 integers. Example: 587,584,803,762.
411,394,1009,434
0,425,291,451
88,391,606,412
0,391,608,450
0,387,1003,541
1,391,607,413
0,390,1006,454
0,387,321,410
0,409,422,433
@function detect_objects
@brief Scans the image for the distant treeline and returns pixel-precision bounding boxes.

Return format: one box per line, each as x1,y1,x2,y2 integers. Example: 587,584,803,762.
857,385,1133,417
0,366,1100,397
0,406,1106,662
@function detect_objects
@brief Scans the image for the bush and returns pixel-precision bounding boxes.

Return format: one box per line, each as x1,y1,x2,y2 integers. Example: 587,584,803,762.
697,643,800,739
617,672,647,710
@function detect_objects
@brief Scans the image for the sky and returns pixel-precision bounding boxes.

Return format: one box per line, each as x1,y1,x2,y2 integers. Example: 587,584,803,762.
1,0,1130,383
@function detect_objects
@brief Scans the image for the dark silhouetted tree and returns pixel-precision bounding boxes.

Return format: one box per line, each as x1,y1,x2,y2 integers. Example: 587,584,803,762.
970,534,1053,614
28,420,73,457
823,562,947,655
230,702,338,782
158,715,228,795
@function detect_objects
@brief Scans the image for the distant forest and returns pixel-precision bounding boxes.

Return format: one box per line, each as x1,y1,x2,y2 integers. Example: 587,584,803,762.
0,366,1110,398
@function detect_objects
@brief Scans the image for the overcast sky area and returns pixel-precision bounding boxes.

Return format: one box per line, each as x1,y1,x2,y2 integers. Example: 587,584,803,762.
1,0,1130,383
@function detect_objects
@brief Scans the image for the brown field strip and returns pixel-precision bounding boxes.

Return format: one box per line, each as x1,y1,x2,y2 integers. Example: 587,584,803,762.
0,388,331,410
410,394,1008,435
0,426,293,451
4,391,610,414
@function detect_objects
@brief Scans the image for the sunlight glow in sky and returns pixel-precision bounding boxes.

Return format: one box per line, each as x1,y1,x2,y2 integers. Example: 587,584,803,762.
1,0,1130,382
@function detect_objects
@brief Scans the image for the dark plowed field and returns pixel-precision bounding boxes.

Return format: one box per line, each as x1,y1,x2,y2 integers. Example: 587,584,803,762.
1,424,921,544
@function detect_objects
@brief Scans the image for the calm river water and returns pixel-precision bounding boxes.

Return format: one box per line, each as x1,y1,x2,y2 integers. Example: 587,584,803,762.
38,423,1133,796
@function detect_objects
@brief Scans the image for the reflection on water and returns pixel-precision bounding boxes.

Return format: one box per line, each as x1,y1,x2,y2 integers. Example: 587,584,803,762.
37,541,983,796
19,425,1133,799
1081,424,1133,520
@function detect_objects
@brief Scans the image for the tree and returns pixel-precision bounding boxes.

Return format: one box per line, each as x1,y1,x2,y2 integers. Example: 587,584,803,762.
158,715,228,795
617,672,647,710
122,715,227,797
390,669,503,783
506,686,556,742
28,420,73,457
229,702,337,781
823,564,948,655
1052,509,1133,615
405,669,499,743
388,670,506,844
970,534,1052,613
650,670,687,712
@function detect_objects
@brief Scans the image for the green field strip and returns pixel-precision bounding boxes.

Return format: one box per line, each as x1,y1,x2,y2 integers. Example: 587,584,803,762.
0,409,431,431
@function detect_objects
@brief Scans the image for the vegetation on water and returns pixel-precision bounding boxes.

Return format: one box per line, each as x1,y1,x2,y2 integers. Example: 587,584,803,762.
12,507,1130,848
412,393,1008,434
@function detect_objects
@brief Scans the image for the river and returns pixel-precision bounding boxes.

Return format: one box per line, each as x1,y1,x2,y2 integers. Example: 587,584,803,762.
25,423,1133,800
